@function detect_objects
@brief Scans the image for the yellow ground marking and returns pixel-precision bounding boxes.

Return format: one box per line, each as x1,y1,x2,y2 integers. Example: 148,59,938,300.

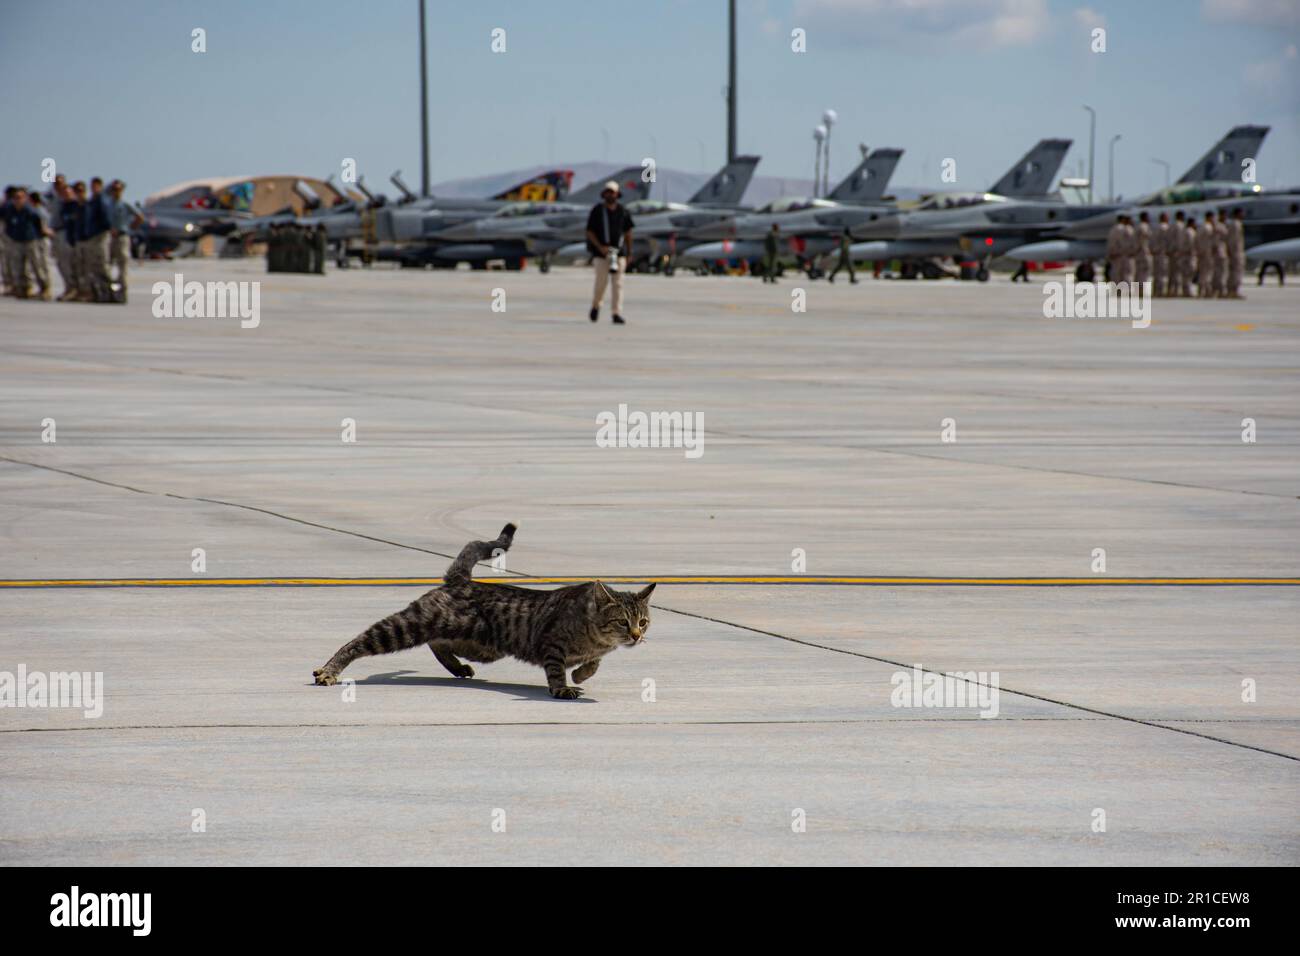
2,576,1297,588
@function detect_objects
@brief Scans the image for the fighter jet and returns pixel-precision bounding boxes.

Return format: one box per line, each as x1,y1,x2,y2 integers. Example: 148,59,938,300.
677,147,907,270
133,181,260,257
826,139,1081,279
376,167,641,268
232,177,362,245
436,157,761,272
1003,126,1284,268
852,126,1272,281
134,206,248,258
1006,182,1300,271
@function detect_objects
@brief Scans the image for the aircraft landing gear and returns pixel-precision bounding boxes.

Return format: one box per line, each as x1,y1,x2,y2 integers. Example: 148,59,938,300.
538,255,551,274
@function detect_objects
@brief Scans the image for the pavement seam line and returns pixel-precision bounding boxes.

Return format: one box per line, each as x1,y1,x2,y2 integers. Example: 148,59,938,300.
4,455,1295,763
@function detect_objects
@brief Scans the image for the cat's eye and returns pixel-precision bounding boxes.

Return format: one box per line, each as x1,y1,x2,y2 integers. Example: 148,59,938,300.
638,618,648,627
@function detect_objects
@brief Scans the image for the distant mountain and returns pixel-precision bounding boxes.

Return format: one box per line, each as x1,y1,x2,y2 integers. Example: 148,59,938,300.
429,160,921,207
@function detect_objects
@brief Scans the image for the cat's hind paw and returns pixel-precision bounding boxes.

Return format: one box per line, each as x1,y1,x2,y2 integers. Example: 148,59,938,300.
313,669,338,686
550,685,582,700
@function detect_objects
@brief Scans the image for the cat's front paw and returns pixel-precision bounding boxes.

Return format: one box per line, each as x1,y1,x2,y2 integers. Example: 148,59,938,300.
452,663,475,679
550,685,582,700
313,669,338,686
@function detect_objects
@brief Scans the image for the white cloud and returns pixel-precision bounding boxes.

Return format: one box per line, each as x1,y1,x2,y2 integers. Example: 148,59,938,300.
1242,41,1300,97
1202,0,1300,26
792,0,1051,50
1072,6,1106,29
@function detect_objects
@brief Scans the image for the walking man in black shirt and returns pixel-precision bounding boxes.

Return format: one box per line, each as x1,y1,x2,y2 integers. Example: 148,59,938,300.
585,180,634,324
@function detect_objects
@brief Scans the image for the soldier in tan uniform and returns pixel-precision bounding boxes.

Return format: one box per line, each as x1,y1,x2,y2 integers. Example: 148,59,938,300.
1169,212,1186,297
1226,208,1246,299
1105,215,1126,285
1135,212,1153,291
1213,211,1230,299
1196,213,1217,298
1216,213,1227,299
1182,217,1197,298
1152,212,1170,297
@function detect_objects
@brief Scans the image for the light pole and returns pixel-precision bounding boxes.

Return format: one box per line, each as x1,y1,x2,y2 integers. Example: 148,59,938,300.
822,109,837,197
1082,104,1096,204
1151,157,1170,188
418,0,430,196
727,0,737,163
1108,133,1122,201
813,125,826,196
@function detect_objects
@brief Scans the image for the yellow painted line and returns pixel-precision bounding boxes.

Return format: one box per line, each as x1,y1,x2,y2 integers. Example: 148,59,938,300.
1,576,1298,588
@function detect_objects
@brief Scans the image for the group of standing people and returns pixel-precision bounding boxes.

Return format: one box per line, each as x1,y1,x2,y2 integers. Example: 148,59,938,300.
266,222,328,274
1,175,140,303
1105,208,1247,299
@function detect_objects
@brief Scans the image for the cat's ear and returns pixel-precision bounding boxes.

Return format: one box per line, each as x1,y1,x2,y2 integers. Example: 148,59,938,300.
593,580,618,605
636,582,656,602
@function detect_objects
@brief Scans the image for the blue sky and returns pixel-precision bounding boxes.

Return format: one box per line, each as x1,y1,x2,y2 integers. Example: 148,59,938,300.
2,0,1297,200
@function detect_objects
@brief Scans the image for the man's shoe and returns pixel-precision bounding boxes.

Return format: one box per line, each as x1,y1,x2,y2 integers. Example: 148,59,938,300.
612,314,626,324
828,275,835,283
589,307,598,322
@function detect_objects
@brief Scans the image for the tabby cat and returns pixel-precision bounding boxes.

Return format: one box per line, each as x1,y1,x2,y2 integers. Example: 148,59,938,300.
312,523,654,699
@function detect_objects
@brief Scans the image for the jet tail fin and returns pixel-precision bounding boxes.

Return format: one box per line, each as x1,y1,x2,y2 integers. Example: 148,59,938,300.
294,180,322,211
390,170,417,203
569,166,649,205
689,155,761,206
354,177,377,206
492,169,574,202
990,139,1072,197
1176,125,1269,183
828,148,904,203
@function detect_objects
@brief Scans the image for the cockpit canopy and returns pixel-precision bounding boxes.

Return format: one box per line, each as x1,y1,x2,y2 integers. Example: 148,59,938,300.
1139,181,1262,206
753,197,839,214
625,200,691,214
914,192,1007,211
493,202,572,217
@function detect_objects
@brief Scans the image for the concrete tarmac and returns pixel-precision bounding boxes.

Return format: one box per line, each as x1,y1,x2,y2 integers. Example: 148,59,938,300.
1,260,1297,865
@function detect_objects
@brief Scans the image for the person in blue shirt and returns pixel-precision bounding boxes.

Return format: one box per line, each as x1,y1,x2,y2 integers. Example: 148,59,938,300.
2,188,49,299
0,186,15,296
79,177,113,302
105,179,142,302
61,182,87,300
26,192,54,299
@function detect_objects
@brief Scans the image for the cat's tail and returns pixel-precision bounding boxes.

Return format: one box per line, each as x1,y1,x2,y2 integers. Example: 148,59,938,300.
443,523,516,587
